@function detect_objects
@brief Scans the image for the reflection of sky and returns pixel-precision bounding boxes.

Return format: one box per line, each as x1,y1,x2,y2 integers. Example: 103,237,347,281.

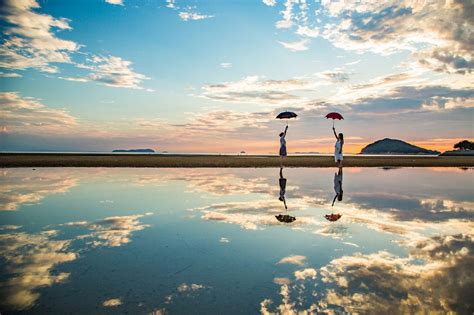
0,168,472,313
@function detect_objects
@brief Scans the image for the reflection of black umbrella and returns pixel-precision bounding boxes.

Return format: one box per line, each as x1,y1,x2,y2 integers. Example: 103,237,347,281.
275,214,296,223
276,111,297,119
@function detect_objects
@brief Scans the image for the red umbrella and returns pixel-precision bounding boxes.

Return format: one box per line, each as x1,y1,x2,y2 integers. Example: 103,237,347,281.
325,112,344,127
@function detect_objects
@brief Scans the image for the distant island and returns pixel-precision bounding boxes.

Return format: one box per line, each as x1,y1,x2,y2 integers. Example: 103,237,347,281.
112,149,155,153
360,138,440,155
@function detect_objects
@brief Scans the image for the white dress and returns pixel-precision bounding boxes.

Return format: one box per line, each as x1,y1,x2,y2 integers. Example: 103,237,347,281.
334,139,343,162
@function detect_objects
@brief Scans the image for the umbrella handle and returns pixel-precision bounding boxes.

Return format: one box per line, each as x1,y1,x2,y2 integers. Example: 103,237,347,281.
332,120,334,128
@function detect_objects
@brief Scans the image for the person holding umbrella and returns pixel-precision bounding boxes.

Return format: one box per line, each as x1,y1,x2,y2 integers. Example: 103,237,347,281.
333,126,344,167
279,125,288,164
276,111,297,165
326,112,344,167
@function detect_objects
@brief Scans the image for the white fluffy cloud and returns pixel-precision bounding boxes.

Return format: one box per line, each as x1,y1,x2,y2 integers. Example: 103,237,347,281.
0,0,79,73
0,92,77,134
105,0,124,5
277,39,309,52
199,75,315,105
262,0,277,7
0,0,150,90
178,11,213,21
265,0,474,74
68,55,150,89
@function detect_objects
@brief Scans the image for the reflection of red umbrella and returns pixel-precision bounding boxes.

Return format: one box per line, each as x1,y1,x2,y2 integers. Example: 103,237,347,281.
325,112,344,127
324,213,342,222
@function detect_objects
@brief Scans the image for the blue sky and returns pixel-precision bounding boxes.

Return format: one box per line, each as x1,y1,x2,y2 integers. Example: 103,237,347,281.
0,0,472,152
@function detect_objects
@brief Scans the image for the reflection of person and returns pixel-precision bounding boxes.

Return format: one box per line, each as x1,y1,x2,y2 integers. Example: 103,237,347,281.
279,167,287,210
332,126,344,167
279,125,288,165
332,167,343,207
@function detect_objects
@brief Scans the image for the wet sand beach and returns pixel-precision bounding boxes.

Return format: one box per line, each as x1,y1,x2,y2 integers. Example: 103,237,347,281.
1,153,473,168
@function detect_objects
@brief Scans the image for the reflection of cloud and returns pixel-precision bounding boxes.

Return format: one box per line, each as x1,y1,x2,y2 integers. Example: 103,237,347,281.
349,193,474,222
0,231,77,310
318,234,473,314
219,237,230,243
193,199,320,230
277,255,306,266
0,168,78,210
79,213,152,247
263,234,473,314
0,213,151,311
177,283,207,292
103,298,122,307
294,268,316,281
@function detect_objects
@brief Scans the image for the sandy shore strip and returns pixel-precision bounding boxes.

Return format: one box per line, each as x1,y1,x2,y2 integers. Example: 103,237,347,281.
1,153,474,168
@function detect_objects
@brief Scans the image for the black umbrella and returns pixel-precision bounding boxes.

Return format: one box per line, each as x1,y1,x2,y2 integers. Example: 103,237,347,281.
276,111,297,119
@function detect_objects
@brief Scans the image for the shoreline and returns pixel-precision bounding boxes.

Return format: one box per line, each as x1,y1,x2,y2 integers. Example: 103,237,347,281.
1,153,473,168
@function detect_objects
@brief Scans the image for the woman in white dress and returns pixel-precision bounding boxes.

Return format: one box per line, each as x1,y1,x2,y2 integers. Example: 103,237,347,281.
332,126,344,167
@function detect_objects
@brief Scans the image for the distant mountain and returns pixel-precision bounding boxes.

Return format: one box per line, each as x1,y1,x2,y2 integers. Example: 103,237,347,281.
112,149,155,153
360,138,440,155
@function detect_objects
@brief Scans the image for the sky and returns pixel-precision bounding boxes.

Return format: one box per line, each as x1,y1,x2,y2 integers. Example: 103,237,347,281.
0,0,472,153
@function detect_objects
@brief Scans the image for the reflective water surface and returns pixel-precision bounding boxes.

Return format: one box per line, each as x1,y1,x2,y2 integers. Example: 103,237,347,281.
0,167,473,314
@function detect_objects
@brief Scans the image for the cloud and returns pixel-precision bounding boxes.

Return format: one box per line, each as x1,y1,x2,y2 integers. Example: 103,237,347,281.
67,55,150,89
220,62,232,68
0,92,77,134
199,76,314,105
166,0,176,9
103,298,122,307
262,0,277,7
349,85,474,114
277,255,307,266
265,0,474,74
105,0,124,5
0,0,79,73
277,39,309,51
0,71,22,78
296,25,319,38
178,11,213,21
0,0,150,90
275,0,297,29
318,70,350,83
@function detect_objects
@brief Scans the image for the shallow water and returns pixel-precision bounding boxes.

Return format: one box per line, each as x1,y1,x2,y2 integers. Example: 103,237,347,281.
0,167,473,314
